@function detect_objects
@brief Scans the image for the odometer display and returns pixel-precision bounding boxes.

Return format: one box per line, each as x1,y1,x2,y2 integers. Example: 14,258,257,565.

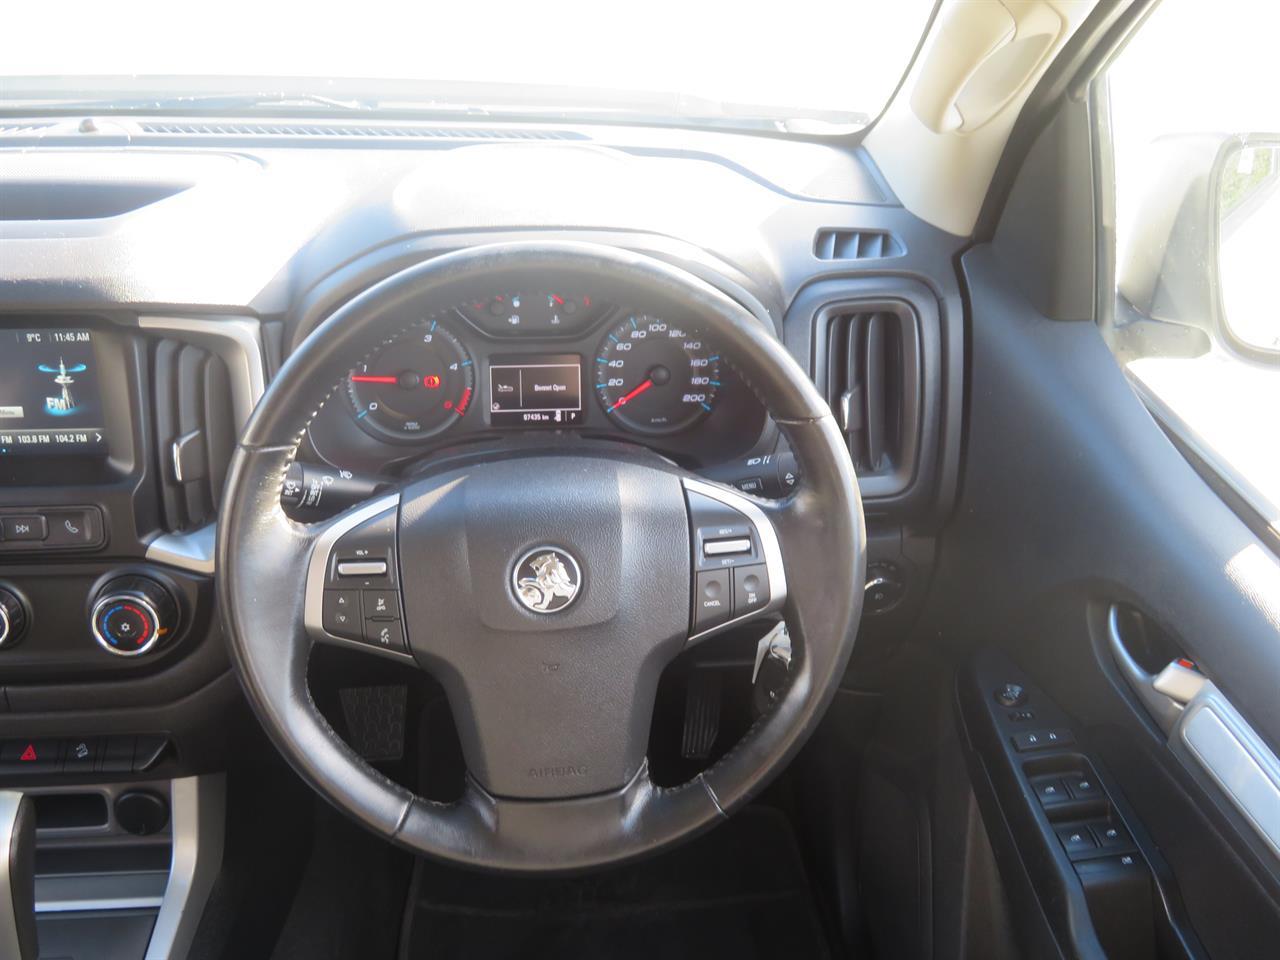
346,319,474,443
595,315,719,435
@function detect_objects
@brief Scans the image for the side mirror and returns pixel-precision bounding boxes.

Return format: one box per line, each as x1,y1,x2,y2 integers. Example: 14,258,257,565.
1117,132,1280,363
1218,136,1280,356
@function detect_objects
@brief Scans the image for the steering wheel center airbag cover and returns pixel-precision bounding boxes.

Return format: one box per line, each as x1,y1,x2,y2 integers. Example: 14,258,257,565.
399,452,690,798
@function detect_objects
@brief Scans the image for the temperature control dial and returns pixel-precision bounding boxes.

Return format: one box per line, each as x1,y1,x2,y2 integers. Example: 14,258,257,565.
91,577,178,657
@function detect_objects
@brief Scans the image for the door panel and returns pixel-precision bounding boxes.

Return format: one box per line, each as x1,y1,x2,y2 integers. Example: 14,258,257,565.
932,244,1280,957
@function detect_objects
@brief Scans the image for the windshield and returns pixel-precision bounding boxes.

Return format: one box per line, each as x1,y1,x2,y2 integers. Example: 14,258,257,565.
3,0,935,131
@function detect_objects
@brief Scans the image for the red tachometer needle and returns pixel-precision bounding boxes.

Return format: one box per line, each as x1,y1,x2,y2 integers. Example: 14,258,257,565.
350,374,399,384
610,378,653,411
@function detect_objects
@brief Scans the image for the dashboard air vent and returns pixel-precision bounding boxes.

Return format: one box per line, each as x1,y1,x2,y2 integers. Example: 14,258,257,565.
813,228,904,261
817,302,921,493
135,121,586,141
150,339,237,532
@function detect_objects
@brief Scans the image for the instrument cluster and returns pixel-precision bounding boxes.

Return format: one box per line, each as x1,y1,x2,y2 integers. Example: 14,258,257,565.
302,290,765,475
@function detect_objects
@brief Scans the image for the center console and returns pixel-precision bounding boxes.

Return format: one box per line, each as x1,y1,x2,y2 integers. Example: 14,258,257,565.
0,312,264,958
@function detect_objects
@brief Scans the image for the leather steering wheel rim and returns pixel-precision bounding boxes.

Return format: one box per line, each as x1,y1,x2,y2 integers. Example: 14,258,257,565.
217,242,865,872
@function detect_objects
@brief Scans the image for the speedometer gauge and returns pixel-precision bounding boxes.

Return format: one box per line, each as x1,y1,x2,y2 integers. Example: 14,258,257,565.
346,319,474,443
595,314,720,435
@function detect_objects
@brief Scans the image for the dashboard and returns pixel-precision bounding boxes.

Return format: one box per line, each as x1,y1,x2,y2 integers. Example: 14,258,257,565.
302,289,765,478
0,118,966,789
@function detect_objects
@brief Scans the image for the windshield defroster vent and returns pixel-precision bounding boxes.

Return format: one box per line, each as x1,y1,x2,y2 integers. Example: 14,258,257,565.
814,228,904,261
0,122,57,137
815,301,922,496
135,121,587,141
150,339,236,533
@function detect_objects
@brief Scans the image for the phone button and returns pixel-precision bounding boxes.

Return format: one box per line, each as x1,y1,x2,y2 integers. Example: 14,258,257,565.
43,509,102,547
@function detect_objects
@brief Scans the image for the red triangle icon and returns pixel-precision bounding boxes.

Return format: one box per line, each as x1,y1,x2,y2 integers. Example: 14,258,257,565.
19,744,37,762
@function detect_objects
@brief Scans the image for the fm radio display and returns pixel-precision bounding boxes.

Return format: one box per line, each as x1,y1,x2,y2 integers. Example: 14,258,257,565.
488,354,584,427
0,329,108,455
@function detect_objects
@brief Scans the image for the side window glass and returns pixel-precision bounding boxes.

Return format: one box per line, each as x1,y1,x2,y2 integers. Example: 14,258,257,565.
1106,0,1280,526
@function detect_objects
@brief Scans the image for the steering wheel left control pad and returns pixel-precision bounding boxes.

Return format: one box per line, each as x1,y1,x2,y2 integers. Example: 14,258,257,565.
306,497,411,658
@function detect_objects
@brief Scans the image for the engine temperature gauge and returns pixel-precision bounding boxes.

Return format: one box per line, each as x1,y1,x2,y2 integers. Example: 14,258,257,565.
346,320,474,443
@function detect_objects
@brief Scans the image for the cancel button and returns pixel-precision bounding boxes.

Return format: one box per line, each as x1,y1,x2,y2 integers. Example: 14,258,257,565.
694,570,732,632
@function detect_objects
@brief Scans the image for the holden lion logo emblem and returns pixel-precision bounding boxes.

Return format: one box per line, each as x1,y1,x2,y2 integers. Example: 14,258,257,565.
512,547,581,614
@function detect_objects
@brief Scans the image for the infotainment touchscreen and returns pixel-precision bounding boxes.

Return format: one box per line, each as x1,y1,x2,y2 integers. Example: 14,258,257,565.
0,329,108,455
488,354,584,427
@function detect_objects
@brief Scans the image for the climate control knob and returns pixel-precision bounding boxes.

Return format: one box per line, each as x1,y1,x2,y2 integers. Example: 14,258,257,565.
0,587,28,648
91,577,178,657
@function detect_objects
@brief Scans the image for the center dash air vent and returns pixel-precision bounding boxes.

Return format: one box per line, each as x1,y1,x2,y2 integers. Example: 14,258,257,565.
816,301,922,496
135,121,586,141
814,228,904,261
151,339,237,532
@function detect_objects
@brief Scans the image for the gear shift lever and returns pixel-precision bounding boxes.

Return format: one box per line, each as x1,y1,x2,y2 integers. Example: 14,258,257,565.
0,791,37,959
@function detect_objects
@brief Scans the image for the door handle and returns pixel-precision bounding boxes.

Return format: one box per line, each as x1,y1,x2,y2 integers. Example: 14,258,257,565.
1106,604,1188,733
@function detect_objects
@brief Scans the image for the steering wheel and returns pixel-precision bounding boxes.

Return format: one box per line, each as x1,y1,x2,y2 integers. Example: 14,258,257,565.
218,243,865,872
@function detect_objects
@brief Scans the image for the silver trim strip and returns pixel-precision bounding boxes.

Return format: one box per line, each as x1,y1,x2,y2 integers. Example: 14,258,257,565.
303,494,416,663
35,871,168,914
682,478,788,643
1176,682,1280,862
138,316,267,576
145,775,225,960
145,523,216,576
0,791,26,959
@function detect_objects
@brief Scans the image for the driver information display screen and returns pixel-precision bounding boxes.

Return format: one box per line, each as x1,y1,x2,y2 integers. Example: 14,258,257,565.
488,354,584,426
0,329,108,455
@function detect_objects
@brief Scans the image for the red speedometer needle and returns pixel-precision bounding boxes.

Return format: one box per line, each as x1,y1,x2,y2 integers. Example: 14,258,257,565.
610,378,653,411
350,374,398,384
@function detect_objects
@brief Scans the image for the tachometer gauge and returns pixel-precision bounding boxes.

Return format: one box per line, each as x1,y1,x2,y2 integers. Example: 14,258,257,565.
595,315,720,435
346,319,474,443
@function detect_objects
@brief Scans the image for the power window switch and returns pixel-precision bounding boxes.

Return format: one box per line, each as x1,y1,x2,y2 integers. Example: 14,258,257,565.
1032,777,1071,808
1074,853,1144,882
1056,825,1097,859
1094,822,1133,850
1067,776,1101,800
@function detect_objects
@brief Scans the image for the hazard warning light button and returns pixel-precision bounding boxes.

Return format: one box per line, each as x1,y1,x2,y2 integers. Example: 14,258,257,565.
0,738,60,772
